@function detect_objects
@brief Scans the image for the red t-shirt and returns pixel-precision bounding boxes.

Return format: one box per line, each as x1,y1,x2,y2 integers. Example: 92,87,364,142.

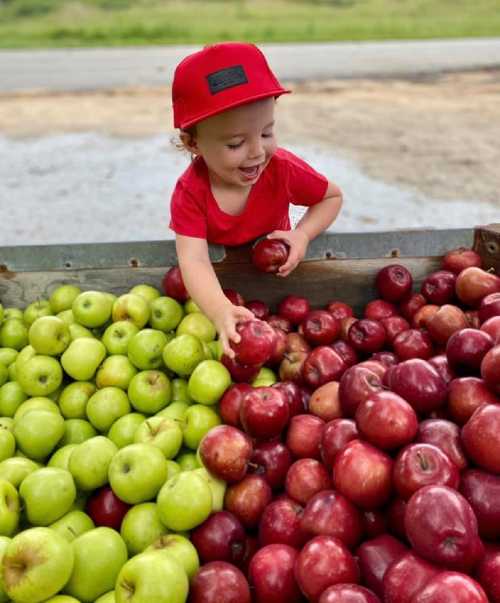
169,147,328,246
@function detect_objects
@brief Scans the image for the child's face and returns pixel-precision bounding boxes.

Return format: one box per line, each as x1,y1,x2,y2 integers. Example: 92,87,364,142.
190,97,277,189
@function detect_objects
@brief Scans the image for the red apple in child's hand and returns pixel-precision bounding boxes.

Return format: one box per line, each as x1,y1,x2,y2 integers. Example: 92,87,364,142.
376,264,413,302
189,561,251,603
230,319,275,365
251,238,289,273
162,265,188,302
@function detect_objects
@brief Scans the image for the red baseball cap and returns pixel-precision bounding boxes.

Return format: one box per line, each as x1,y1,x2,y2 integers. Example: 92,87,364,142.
172,42,290,129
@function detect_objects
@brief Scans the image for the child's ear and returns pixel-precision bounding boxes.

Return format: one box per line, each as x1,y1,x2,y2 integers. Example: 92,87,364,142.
179,130,199,155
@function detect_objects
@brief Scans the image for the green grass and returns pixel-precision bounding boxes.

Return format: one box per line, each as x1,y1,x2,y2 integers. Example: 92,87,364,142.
0,0,499,48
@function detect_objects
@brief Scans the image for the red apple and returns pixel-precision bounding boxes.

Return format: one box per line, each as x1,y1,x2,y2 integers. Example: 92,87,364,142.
286,414,325,459
230,319,275,365
279,350,308,384
249,440,293,490
393,443,460,500
462,403,500,473
428,354,456,385
301,489,363,549
258,498,307,549
400,293,427,321
221,354,262,383
285,458,331,505
416,419,468,470
421,270,456,305
330,340,359,368
476,546,500,603
302,346,346,389
267,327,287,366
295,535,359,602
456,266,500,307
356,360,387,380
481,344,500,394
189,561,251,603
278,295,311,325
446,328,494,375
162,265,188,302
251,238,289,273
191,511,247,565
245,299,270,320
387,359,447,414
466,309,482,328
412,572,488,603
333,440,393,510
199,425,253,483
240,387,289,440
341,316,358,341
404,485,484,572
224,288,245,306
442,247,482,274
479,292,500,323
381,316,411,344
301,310,340,345
308,381,341,422
481,315,500,343
321,418,359,468
285,331,311,354
460,469,500,540
266,314,293,333
356,534,408,598
412,304,439,329
249,544,303,603
355,391,418,451
371,350,399,368
365,299,398,321
376,264,413,302
348,319,386,353
320,584,381,603
272,380,305,418
326,300,354,321
339,365,383,417
427,304,468,345
363,509,388,539
85,486,130,530
219,383,252,428
387,498,408,542
392,328,434,360
447,376,498,425
224,474,272,529
383,551,440,603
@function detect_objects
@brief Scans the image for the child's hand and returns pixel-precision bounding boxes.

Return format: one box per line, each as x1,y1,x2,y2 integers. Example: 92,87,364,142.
213,302,255,358
267,229,309,277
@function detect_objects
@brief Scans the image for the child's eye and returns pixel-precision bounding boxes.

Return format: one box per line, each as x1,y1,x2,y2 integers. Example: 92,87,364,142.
227,141,243,150
262,132,273,138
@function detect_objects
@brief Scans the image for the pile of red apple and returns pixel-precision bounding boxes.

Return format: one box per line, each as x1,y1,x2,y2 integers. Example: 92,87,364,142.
186,247,500,602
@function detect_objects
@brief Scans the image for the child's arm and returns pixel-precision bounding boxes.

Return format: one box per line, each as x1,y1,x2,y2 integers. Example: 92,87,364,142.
268,180,343,277
175,234,255,357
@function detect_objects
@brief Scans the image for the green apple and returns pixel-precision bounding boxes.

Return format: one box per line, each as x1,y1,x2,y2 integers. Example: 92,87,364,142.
184,299,201,314
69,436,118,491
50,509,95,543
146,533,199,580
192,467,226,512
61,338,107,381
0,381,27,417
3,527,74,603
59,419,98,446
16,354,62,396
71,491,89,512
176,450,200,472
49,284,82,314
0,430,15,462
0,303,3,324
115,551,188,603
120,502,168,556
156,401,189,422
156,471,212,531
127,329,168,370
57,309,75,325
127,370,171,414
133,417,183,459
14,344,36,370
0,348,17,367
14,409,65,461
108,443,168,504
68,323,95,340
20,467,76,525
4,308,22,321
48,444,78,471
58,381,96,419
0,365,6,389
182,404,221,450
149,296,184,332
129,284,161,304
0,479,19,536
207,339,223,360
86,387,131,432
0,419,13,433
163,334,205,376
102,321,139,356
176,312,216,342
14,396,60,421
0,535,11,603
23,299,53,326
28,316,71,356
165,459,181,481
187,359,231,405
252,366,277,387
171,378,192,404
64,527,128,602
72,291,113,328
107,412,145,449
0,319,29,350
96,355,137,390
0,457,38,487
44,596,81,603
94,592,116,603
112,294,150,329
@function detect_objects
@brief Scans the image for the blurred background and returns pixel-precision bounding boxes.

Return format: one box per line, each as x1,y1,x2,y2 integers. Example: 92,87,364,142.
0,0,499,245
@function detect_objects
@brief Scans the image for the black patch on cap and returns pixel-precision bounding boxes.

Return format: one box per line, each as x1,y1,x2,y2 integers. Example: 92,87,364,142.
206,65,248,95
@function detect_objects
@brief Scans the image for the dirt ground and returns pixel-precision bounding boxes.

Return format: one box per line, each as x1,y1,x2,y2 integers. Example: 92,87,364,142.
1,68,500,203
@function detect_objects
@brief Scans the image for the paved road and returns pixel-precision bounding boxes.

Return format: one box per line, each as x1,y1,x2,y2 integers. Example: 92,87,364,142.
1,38,500,92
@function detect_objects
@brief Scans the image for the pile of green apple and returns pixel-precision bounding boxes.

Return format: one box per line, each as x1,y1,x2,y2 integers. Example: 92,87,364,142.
0,283,271,603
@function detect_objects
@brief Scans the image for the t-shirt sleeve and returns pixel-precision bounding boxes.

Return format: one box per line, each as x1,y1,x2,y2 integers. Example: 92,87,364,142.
169,181,207,239
281,150,329,207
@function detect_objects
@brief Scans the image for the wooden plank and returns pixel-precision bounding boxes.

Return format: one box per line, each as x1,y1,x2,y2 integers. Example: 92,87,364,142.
474,223,500,274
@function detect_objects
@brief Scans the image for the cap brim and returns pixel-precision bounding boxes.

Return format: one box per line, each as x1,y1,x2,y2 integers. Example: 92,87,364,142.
177,88,291,130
